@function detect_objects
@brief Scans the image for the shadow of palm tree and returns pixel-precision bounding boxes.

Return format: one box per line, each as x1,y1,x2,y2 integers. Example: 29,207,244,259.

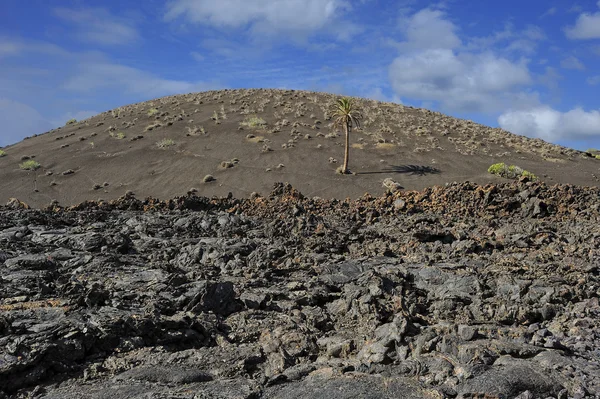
359,164,441,176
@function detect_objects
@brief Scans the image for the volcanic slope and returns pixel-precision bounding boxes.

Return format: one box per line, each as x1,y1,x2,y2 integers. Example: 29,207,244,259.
1,88,599,207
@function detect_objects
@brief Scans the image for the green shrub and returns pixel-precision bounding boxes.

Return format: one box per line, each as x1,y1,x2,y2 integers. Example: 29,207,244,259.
0,150,6,157
240,116,267,129
595,155,600,160
20,160,41,170
147,108,159,116
156,138,175,148
110,131,126,139
488,162,537,180
65,118,77,125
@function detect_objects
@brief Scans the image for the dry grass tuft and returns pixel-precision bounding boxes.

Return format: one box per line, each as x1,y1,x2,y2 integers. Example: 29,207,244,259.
156,138,176,149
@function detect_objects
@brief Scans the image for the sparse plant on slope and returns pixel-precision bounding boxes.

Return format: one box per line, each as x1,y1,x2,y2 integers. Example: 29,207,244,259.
240,116,266,129
147,108,159,116
0,150,6,157
156,139,176,149
488,163,538,180
330,97,363,174
65,118,77,125
20,160,41,170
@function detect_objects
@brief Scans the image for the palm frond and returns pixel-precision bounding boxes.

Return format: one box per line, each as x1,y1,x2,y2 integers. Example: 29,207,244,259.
329,97,363,130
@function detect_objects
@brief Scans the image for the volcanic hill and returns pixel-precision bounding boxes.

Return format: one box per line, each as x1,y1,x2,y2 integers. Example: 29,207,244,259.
1,88,599,207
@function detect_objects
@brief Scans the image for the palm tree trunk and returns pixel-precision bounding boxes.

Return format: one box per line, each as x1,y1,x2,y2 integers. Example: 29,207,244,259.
342,121,350,173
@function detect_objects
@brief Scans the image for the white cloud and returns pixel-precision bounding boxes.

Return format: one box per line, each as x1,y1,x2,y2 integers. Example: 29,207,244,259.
560,55,585,70
399,8,461,50
587,75,600,85
540,7,557,18
499,106,600,141
0,98,54,146
165,0,351,40
465,23,545,55
389,49,533,113
364,87,402,104
565,3,600,39
54,7,139,45
62,62,222,98
388,8,539,114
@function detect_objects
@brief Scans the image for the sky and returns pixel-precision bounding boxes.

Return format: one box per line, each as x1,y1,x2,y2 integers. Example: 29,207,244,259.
1,0,599,150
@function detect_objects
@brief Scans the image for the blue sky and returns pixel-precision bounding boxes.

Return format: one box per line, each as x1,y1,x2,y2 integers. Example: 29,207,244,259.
1,0,599,150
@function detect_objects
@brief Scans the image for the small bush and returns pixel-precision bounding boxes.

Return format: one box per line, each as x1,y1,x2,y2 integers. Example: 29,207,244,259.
488,162,537,180
65,118,77,125
156,138,175,149
20,160,41,170
145,122,162,131
203,174,215,183
0,150,6,157
108,131,127,139
147,108,159,116
240,116,267,129
595,155,600,160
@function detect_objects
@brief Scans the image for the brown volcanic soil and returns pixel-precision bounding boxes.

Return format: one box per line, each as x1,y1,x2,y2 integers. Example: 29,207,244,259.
1,88,599,208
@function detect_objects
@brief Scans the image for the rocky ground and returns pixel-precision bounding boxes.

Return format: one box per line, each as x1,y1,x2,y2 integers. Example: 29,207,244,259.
1,180,600,398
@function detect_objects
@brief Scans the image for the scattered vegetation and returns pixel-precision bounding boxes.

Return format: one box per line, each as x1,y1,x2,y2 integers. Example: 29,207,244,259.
488,163,538,180
20,160,41,170
0,150,6,157
156,139,176,149
65,118,77,125
147,108,159,116
186,126,206,136
145,122,162,132
203,174,215,183
240,116,267,129
110,132,126,139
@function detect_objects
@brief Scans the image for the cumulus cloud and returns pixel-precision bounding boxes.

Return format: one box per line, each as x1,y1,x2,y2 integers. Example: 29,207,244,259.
54,7,139,45
388,8,537,114
164,0,352,40
389,48,533,113
399,8,461,50
498,106,600,141
0,98,54,146
564,2,600,39
364,87,402,104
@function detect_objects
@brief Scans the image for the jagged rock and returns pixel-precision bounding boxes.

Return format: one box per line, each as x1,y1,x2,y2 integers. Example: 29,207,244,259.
1,181,600,398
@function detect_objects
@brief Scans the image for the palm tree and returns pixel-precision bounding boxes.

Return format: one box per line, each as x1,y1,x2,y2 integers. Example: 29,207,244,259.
330,97,363,174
